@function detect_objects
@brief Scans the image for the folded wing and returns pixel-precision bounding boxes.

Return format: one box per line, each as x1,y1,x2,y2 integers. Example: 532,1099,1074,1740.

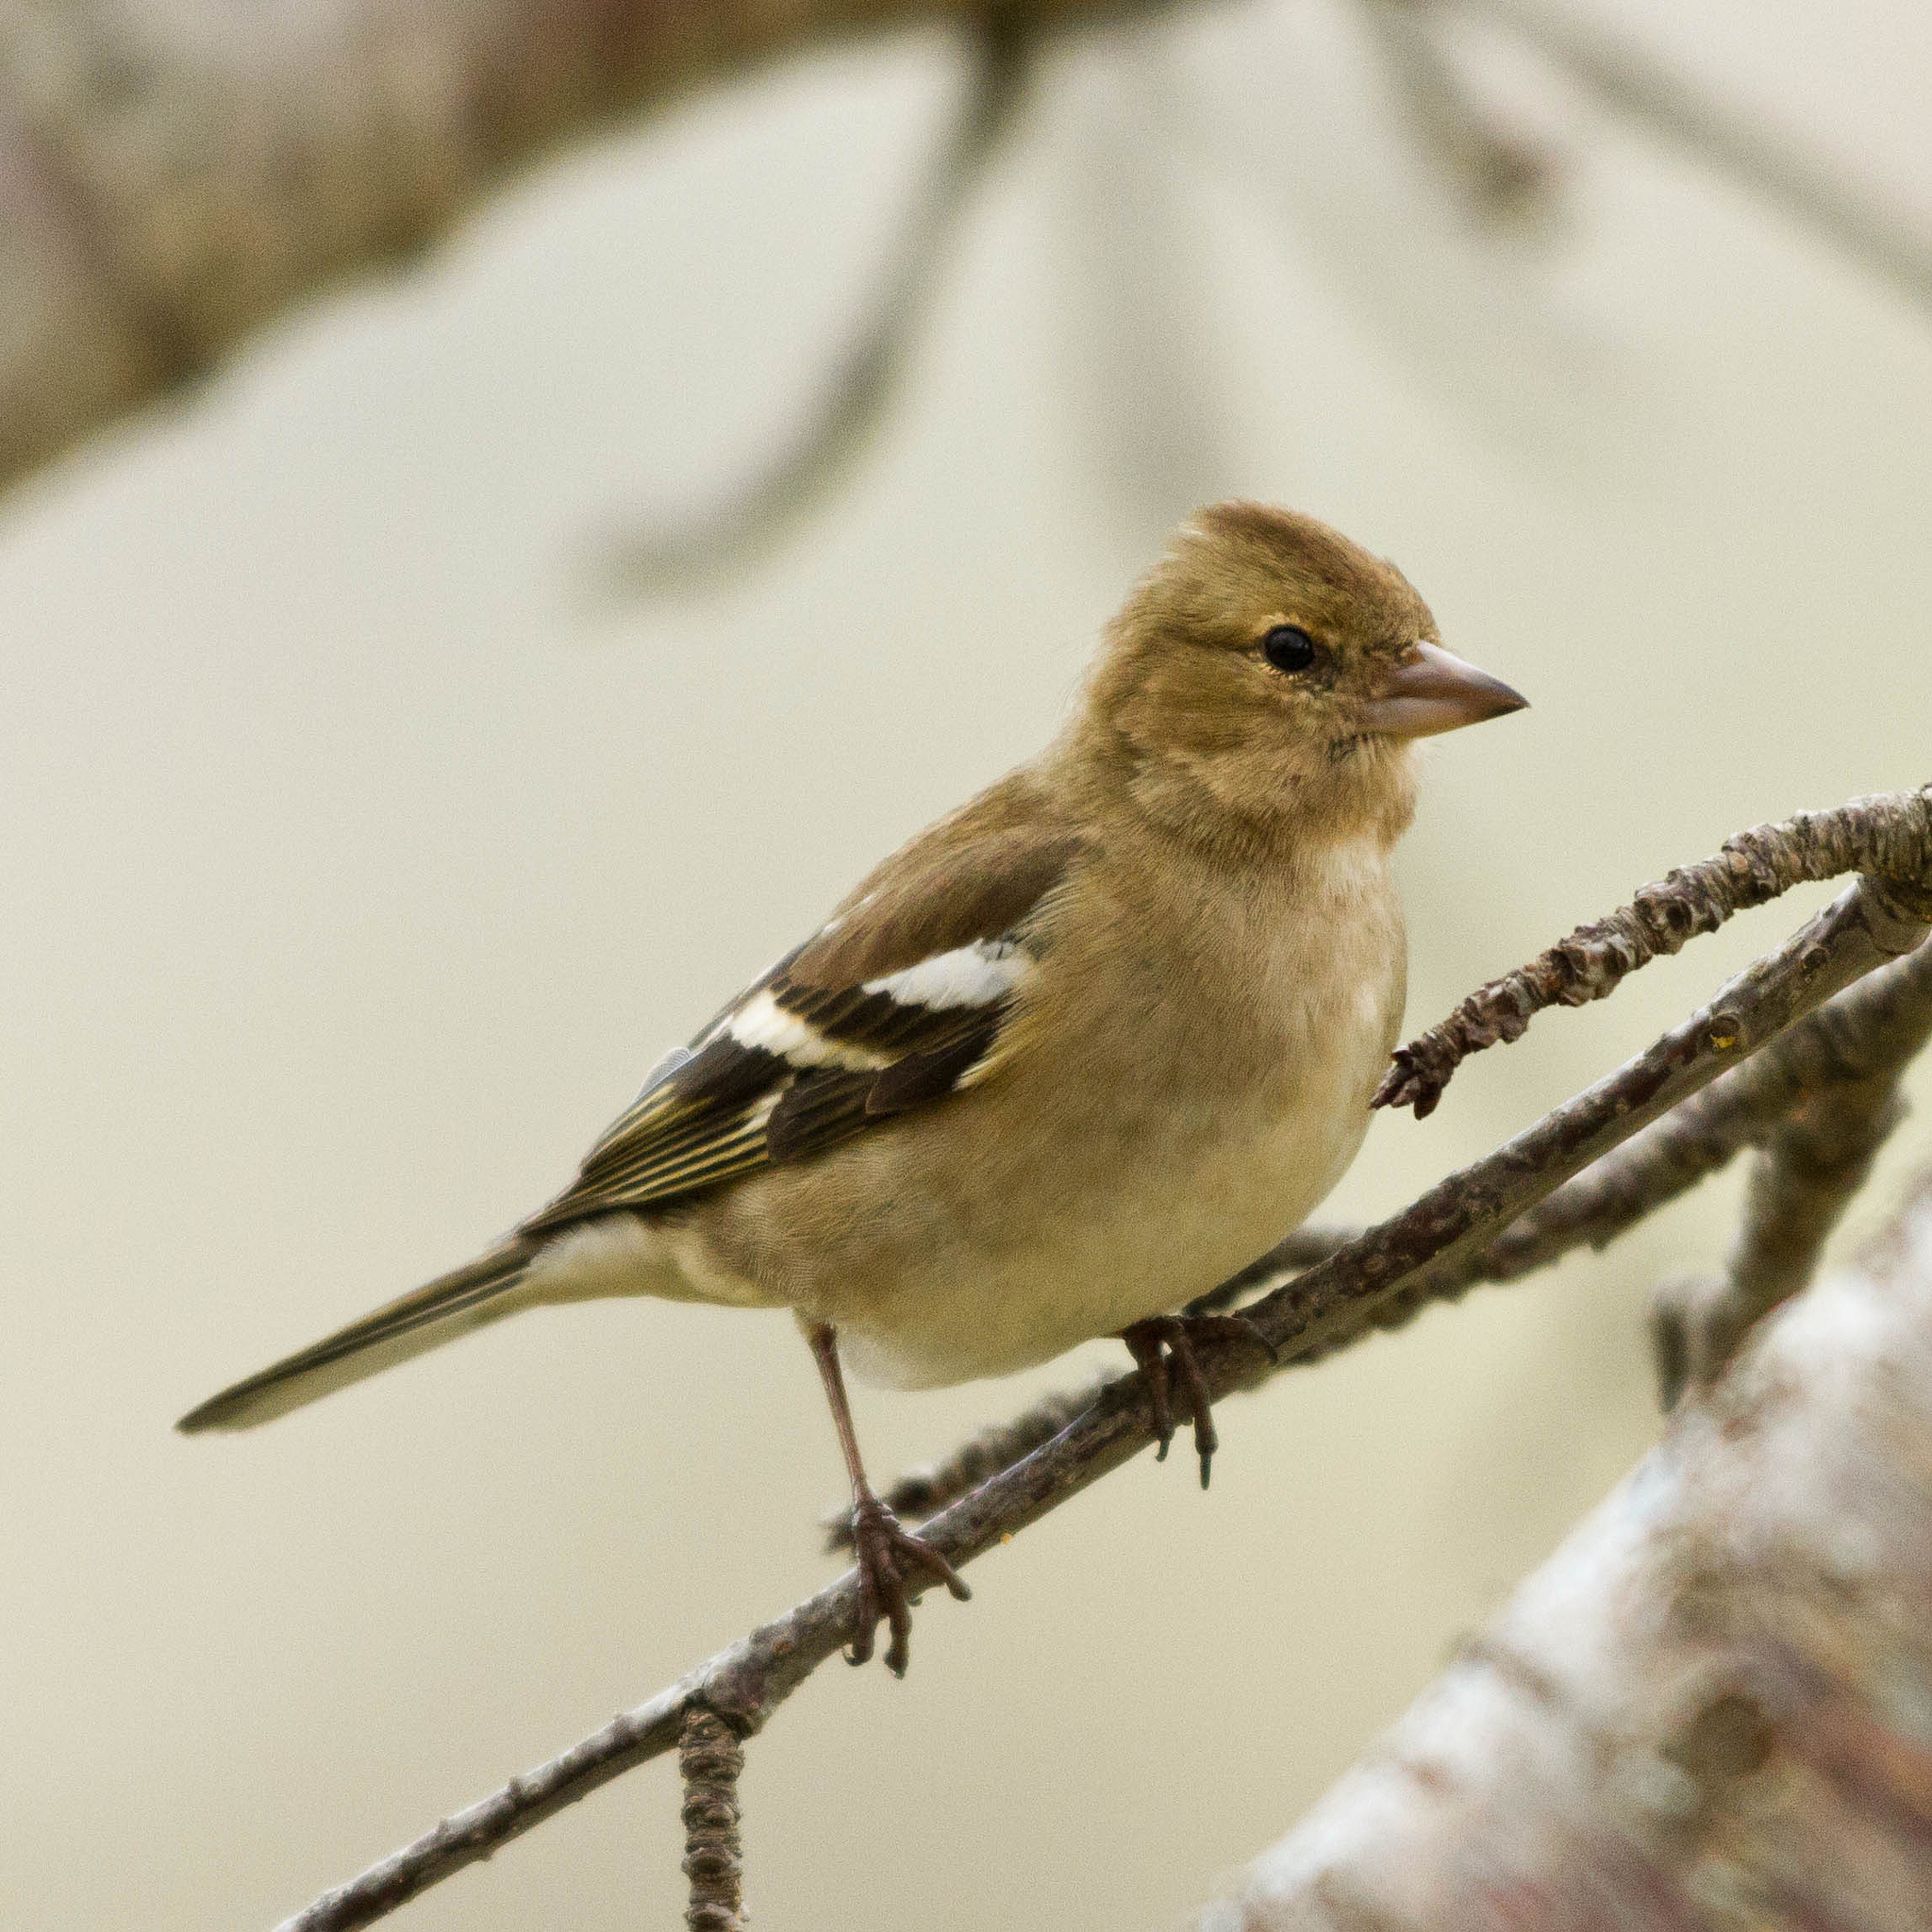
522,817,1081,1233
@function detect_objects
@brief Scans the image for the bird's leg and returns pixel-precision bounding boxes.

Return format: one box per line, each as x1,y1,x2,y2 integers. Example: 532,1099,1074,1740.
1117,1314,1277,1489
808,1323,970,1675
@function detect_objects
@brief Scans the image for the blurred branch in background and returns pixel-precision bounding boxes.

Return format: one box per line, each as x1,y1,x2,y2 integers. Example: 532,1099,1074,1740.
6,0,1932,540
1459,0,1932,310
0,0,1081,498
1357,0,1558,221
1042,28,1236,541
590,9,1029,588
277,786,1932,1932
1649,1052,1909,1410
1199,1168,1932,1931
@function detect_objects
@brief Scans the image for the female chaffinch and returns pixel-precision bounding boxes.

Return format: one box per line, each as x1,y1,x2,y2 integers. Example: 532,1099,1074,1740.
180,502,1525,1673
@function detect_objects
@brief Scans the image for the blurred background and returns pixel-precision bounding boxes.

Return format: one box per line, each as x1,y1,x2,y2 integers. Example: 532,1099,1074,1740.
3,0,1930,1926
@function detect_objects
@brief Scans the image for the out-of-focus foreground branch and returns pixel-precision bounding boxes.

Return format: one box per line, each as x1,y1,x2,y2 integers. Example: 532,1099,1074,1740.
1198,1166,1932,1931
0,0,1099,495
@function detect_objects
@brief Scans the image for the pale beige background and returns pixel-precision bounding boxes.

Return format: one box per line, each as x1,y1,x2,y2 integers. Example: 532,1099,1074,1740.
4,3,1931,1927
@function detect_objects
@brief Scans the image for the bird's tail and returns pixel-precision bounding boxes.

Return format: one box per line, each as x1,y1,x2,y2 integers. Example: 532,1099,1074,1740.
175,1238,540,1433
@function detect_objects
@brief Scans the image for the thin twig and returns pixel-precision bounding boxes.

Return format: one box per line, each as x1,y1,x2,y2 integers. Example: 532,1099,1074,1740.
1378,789,1932,1116
1380,922,1932,1341
1651,1065,1911,1410
1244,898,1928,1380
1357,0,1559,220
1478,933,1932,1277
1724,1076,1906,1319
595,13,1029,590
278,789,1932,1932
1716,922,1932,1317
1453,0,1932,312
679,1707,747,1932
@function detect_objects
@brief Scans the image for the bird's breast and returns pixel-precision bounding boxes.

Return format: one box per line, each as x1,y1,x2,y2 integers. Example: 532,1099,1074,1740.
826,839,1407,1387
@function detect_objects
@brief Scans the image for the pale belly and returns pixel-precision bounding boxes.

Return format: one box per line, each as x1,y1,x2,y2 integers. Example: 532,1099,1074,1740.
526,1048,1382,1389
816,858,1404,1387
825,1065,1378,1389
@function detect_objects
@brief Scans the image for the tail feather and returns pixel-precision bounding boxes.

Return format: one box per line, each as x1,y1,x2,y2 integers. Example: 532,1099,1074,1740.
175,1239,539,1433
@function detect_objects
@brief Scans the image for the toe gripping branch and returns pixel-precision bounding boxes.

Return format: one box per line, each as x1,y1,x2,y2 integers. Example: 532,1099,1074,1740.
843,1491,971,1677
1119,1314,1279,1488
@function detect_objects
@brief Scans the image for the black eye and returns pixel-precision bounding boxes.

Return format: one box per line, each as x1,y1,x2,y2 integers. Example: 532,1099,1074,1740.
1261,625,1316,674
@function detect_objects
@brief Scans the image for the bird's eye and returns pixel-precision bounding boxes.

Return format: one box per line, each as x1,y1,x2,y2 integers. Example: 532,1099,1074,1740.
1261,625,1316,674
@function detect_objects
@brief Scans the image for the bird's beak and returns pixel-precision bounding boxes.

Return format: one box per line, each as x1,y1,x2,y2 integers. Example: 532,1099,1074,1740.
1360,641,1528,740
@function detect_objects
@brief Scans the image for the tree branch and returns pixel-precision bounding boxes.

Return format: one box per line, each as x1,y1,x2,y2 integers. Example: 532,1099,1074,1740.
595,8,1029,588
0,0,1117,497
1197,1164,1932,1930
1357,0,1558,222
275,788,1932,1932
9,0,1928,512
1648,1065,1910,1410
1377,787,1932,1116
678,1705,747,1932
15,0,1932,525
1475,924,1932,1283
1447,0,1932,313
1720,1074,1905,1315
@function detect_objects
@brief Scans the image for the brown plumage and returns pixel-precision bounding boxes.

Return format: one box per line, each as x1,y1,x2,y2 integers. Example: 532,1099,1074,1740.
178,502,1525,1673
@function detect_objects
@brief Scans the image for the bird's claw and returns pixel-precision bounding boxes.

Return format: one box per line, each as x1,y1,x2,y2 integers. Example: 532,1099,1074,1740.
844,1491,971,1676
1119,1313,1276,1489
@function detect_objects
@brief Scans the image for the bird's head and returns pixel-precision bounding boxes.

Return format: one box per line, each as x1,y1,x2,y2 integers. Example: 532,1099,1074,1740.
1079,501,1526,859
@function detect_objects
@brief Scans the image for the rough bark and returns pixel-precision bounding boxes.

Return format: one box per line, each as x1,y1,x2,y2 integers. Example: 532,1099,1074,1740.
1377,793,1932,1116
678,1706,747,1932
1198,1170,1932,1932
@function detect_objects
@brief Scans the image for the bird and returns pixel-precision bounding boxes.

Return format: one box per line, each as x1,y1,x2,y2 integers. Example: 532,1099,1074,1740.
178,502,1526,1674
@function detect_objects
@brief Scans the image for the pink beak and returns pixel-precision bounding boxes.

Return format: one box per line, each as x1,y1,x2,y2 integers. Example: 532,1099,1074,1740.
1360,641,1527,740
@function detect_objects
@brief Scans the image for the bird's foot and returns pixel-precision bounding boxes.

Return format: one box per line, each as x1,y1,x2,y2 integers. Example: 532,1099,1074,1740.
843,1490,971,1676
1118,1313,1278,1489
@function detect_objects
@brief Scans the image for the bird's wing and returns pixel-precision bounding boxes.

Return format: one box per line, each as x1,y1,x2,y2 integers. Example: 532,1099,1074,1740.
519,817,1082,1233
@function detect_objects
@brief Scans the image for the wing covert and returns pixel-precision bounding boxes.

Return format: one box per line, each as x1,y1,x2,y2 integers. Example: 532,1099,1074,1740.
520,811,1080,1235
